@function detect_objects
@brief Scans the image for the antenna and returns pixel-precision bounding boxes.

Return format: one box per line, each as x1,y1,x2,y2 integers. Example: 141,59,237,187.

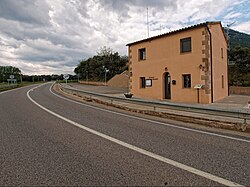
227,21,236,28
226,21,236,50
147,7,149,38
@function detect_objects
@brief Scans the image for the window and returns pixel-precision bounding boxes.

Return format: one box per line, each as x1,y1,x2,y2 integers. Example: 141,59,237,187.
221,48,223,59
145,79,152,87
183,74,191,88
139,48,146,60
180,37,191,53
222,75,224,88
140,77,146,88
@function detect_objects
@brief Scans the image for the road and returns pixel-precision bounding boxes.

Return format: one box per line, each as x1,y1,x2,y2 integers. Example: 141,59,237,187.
0,83,249,186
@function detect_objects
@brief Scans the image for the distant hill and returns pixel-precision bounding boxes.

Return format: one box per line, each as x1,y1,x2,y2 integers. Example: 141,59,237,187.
224,28,250,49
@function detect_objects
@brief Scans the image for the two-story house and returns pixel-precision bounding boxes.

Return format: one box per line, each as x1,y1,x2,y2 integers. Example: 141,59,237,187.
126,21,228,104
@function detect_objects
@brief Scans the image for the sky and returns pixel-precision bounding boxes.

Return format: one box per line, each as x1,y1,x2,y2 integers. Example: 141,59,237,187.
0,0,249,75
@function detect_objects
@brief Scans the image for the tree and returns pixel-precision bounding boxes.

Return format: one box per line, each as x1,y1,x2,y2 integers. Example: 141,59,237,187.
0,66,22,83
74,47,128,81
228,46,250,86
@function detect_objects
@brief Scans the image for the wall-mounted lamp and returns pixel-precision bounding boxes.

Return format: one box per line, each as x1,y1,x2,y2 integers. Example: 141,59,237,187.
199,64,205,71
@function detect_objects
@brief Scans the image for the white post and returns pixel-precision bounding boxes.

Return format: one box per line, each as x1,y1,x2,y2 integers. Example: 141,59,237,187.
86,71,88,84
104,69,107,86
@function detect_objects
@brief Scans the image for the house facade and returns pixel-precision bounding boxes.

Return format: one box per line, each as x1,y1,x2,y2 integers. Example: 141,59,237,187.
127,21,228,104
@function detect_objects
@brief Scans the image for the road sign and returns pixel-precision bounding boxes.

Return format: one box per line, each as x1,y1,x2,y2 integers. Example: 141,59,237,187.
63,74,69,80
10,75,14,79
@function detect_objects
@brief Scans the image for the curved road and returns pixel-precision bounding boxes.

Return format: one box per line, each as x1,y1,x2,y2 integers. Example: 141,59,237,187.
0,83,249,186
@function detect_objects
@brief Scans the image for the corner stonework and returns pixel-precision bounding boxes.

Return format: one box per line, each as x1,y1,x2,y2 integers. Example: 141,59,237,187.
201,29,211,95
129,47,133,90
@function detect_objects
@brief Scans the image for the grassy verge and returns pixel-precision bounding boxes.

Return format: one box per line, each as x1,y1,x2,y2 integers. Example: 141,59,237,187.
56,80,78,84
0,81,44,92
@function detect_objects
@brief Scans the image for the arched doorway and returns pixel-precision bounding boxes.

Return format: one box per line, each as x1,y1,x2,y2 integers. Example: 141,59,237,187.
164,72,171,99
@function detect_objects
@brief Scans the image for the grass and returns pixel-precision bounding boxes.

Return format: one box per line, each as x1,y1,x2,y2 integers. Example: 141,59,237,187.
0,81,44,92
0,80,78,92
56,80,78,83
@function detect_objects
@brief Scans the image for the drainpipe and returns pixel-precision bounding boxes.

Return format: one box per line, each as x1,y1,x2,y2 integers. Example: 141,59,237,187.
206,24,213,103
227,49,229,96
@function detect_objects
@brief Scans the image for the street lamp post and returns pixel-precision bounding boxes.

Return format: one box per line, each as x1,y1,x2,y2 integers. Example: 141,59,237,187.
103,66,109,86
86,70,88,84
20,73,22,85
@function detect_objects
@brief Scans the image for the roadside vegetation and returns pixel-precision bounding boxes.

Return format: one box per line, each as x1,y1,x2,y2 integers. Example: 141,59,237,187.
0,65,80,92
74,46,128,82
228,46,250,87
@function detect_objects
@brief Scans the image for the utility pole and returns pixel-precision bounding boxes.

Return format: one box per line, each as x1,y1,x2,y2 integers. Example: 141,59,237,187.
20,73,22,85
86,70,88,84
225,21,235,96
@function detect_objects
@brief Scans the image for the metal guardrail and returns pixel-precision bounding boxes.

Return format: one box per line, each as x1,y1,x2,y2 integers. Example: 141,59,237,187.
59,84,250,125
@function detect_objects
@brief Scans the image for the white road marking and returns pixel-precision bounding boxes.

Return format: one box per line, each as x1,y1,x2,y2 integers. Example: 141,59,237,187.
27,84,244,186
50,84,250,144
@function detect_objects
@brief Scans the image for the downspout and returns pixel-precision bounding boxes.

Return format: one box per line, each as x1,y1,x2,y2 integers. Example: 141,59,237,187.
206,24,213,103
227,49,229,96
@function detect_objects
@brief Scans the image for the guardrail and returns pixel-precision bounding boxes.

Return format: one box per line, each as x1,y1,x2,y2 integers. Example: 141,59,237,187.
58,84,250,128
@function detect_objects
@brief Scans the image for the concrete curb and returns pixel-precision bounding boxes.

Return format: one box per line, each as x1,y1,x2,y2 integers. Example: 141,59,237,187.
55,84,248,132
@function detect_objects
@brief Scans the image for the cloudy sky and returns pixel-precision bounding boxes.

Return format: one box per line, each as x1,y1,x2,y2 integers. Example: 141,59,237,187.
0,0,249,75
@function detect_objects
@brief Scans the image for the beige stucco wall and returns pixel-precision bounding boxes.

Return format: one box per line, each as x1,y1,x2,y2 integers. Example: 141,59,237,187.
209,23,229,102
128,22,228,104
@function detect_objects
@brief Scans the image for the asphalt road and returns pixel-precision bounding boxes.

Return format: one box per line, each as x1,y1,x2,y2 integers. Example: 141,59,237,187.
0,83,249,186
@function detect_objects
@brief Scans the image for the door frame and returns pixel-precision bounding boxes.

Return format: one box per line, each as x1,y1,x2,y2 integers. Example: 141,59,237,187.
164,72,171,99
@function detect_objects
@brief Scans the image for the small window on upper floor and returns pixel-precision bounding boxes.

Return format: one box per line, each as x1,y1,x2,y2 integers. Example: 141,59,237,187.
221,48,223,59
180,37,192,53
139,48,146,60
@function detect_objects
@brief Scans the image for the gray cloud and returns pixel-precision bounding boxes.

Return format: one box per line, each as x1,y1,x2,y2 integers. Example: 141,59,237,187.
0,0,51,26
0,0,249,75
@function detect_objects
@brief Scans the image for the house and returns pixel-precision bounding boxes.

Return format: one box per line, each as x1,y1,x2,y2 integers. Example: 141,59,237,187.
126,21,228,104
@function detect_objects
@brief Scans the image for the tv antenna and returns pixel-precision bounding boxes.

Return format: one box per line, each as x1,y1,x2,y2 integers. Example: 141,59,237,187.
225,21,236,50
147,7,149,38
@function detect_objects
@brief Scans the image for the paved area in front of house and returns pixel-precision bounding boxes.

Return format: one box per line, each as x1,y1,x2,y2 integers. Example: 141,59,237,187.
67,83,128,94
212,94,250,109
66,83,249,110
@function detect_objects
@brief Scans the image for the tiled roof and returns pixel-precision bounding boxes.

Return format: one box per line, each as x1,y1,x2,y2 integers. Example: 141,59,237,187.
126,21,221,46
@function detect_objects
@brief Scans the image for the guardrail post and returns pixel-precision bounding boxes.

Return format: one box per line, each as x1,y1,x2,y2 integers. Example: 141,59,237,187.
243,114,247,125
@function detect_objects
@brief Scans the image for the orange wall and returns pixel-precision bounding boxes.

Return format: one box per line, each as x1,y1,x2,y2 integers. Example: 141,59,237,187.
209,24,229,102
128,23,228,104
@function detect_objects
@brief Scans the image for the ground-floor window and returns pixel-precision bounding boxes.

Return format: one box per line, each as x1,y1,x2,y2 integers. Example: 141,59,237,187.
140,77,146,88
145,79,152,87
183,74,191,88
